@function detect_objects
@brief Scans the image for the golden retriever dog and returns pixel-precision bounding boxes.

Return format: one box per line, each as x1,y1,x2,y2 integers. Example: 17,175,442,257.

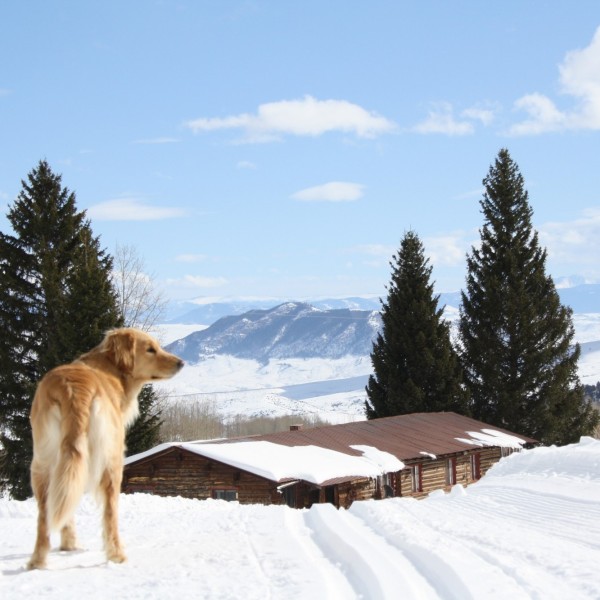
27,328,184,570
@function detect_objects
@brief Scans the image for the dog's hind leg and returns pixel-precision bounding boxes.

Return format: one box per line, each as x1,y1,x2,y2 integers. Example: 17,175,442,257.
60,518,78,551
100,467,126,564
27,467,51,570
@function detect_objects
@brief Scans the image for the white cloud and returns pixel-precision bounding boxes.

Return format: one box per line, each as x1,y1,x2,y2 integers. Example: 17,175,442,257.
413,102,475,136
509,26,600,134
424,232,471,267
291,181,365,202
539,208,600,270
352,235,471,270
186,96,396,142
88,197,185,221
167,275,228,289
461,105,496,126
236,160,257,169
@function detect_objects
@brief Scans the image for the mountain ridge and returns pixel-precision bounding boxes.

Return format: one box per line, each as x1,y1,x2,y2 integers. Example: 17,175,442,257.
164,284,600,366
166,302,381,364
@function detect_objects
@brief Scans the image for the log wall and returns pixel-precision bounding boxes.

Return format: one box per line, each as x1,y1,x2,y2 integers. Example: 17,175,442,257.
123,448,283,505
123,446,506,507
398,448,503,499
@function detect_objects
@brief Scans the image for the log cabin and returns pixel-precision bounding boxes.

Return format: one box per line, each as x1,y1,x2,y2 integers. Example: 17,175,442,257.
123,412,538,508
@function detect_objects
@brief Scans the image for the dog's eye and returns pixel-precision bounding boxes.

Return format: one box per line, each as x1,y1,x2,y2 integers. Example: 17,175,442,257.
147,347,157,354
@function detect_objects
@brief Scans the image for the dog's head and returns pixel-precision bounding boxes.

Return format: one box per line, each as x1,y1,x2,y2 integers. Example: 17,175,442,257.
101,328,184,382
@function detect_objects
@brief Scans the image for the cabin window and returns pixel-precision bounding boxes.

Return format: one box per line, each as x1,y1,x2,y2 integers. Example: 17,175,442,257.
470,453,481,480
411,464,423,493
380,473,395,498
212,489,238,501
446,458,456,486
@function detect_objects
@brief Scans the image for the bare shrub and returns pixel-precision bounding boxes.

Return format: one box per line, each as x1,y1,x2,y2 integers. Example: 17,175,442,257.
159,396,331,442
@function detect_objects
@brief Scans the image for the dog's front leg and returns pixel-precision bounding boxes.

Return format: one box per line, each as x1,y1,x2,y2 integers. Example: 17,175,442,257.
101,468,126,564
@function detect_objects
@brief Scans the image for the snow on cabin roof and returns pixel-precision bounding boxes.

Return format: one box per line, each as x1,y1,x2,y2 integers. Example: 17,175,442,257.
125,412,536,486
178,441,403,485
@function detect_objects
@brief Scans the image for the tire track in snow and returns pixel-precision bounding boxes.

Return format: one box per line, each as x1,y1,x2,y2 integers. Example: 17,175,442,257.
232,504,357,600
282,508,358,600
303,503,439,599
348,499,528,600
352,493,596,599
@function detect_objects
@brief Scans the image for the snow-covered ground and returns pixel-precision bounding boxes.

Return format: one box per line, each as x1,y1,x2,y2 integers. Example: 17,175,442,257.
151,313,600,423
152,353,373,423
2,437,600,599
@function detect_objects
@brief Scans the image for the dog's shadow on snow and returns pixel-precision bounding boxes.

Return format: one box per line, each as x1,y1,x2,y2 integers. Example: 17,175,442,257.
2,549,108,575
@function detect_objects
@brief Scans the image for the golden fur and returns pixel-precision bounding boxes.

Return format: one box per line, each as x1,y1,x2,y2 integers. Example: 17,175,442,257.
27,328,183,570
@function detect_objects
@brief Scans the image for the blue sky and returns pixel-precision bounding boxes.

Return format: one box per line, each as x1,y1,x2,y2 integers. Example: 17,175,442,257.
1,1,600,302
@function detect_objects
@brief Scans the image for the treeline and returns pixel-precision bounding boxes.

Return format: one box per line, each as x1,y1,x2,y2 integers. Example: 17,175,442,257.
159,396,331,442
584,383,600,406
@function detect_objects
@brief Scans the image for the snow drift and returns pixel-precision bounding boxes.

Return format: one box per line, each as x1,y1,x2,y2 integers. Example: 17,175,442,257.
2,437,600,599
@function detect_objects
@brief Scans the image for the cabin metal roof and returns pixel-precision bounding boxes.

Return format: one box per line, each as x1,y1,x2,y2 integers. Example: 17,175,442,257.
212,411,538,462
125,412,538,487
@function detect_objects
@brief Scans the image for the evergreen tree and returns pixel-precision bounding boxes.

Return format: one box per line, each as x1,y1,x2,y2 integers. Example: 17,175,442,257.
459,149,598,445
0,234,38,498
365,230,468,419
125,385,163,456
0,161,120,498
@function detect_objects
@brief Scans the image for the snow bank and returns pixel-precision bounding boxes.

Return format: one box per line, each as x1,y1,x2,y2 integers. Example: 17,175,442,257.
3,438,600,599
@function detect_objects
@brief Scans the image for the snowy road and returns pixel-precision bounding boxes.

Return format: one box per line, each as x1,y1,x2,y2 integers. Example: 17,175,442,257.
2,438,600,599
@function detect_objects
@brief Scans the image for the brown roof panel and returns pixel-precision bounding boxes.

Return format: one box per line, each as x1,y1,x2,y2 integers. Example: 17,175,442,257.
203,412,538,462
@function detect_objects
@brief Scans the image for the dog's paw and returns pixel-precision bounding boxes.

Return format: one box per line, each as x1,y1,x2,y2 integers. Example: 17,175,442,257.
59,542,80,552
26,557,46,570
107,549,127,564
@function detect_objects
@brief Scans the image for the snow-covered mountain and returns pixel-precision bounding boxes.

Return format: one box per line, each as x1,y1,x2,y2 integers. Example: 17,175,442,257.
166,302,381,363
165,296,383,325
164,285,600,366
154,285,600,421
164,285,599,327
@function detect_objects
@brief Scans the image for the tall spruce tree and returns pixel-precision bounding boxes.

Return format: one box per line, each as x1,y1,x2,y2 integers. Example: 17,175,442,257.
0,161,120,498
365,230,468,419
459,149,598,445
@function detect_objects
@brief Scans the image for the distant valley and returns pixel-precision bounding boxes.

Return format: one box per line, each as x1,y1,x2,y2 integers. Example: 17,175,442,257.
153,284,600,422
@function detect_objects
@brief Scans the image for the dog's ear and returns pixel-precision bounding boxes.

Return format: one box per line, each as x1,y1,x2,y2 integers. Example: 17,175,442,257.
103,329,135,374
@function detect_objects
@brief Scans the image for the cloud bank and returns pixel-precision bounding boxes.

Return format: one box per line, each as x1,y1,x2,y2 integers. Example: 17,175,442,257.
292,182,365,202
509,26,600,135
186,96,395,142
412,102,497,136
88,198,184,221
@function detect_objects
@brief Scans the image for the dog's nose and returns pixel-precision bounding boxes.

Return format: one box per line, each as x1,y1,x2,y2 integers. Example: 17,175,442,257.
176,359,185,370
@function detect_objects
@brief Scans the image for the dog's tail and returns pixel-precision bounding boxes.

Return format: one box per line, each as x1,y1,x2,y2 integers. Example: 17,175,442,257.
45,379,91,531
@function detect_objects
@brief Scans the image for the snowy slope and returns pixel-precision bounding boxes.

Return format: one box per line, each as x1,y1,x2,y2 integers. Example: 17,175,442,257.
2,437,600,599
150,311,600,424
